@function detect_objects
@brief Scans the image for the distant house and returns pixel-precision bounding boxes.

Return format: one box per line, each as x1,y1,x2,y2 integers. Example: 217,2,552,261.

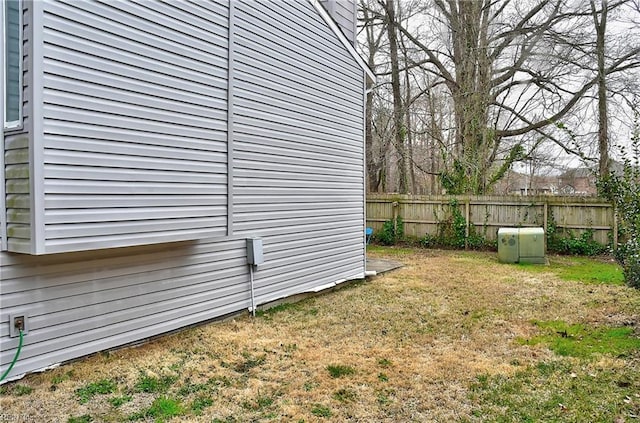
494,170,559,196
558,167,596,195
0,0,374,379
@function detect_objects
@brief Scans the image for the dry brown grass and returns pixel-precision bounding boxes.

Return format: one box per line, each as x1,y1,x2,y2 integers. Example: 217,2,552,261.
1,248,638,422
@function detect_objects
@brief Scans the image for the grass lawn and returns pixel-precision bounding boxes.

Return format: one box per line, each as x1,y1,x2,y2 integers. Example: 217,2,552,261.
1,248,639,422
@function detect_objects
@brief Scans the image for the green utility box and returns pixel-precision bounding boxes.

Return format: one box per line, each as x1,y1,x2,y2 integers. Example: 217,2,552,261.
498,227,546,264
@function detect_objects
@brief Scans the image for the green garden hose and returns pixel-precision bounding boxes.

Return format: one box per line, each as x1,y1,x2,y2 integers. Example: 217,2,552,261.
0,330,24,382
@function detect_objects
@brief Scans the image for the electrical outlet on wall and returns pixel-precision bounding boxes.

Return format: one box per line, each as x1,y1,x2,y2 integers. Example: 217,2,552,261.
9,314,29,338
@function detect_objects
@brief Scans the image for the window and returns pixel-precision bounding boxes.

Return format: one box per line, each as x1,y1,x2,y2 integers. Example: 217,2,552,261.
4,0,22,129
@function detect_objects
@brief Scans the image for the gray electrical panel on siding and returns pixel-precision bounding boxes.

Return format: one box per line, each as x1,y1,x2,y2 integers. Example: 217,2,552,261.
1,0,367,379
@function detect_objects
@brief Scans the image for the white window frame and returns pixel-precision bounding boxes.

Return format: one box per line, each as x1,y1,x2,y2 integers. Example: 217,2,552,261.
3,0,23,130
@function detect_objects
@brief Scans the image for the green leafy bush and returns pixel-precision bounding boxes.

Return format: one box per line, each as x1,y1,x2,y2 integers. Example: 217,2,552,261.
420,199,493,250
547,220,607,256
376,216,404,245
599,120,640,288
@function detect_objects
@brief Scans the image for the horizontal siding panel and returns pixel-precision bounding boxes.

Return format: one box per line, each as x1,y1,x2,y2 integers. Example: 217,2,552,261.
7,210,30,224
257,251,362,284
41,229,229,254
234,108,361,143
234,207,363,223
234,195,361,205
234,131,360,160
144,0,229,28
256,257,363,300
44,180,227,195
6,180,29,194
264,238,361,264
234,215,364,235
44,206,227,224
1,239,242,286
103,0,229,45
2,291,251,370
44,93,226,132
43,107,225,141
2,287,250,363
44,149,227,172
2,260,246,322
289,1,355,49
6,240,31,254
237,1,360,81
44,74,227,119
44,195,226,210
5,194,30,209
257,262,364,306
234,187,362,197
233,96,362,137
43,49,226,97
234,177,360,190
7,224,30,239
234,122,361,156
234,55,357,108
44,121,227,149
43,32,226,88
45,2,228,67
236,2,359,82
233,74,359,120
234,156,361,175
44,216,227,239
234,30,355,93
5,135,29,150
44,166,226,185
1,276,249,348
264,230,364,253
234,169,361,184
1,296,248,377
1,256,247,315
44,61,227,109
5,164,29,179
4,148,29,165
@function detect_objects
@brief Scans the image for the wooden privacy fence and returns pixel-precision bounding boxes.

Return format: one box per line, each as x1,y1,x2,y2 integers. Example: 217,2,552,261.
366,194,616,246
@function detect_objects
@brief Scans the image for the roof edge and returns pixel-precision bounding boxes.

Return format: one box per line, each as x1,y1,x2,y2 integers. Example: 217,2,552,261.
309,0,375,85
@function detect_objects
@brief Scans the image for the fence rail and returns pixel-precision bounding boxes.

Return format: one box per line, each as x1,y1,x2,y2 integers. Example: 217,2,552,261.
366,194,616,246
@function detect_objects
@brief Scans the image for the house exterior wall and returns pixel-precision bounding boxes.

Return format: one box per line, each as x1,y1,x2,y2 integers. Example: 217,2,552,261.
232,0,365,302
1,0,367,379
39,0,229,253
320,0,357,45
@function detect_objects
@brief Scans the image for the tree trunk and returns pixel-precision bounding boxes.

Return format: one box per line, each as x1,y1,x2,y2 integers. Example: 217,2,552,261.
592,0,610,179
385,0,409,194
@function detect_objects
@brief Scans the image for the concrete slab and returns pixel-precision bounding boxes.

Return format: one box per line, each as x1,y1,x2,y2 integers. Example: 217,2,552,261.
366,258,403,275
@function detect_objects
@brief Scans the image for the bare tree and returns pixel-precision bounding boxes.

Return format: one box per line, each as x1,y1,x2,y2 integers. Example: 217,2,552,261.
361,0,640,194
360,0,389,191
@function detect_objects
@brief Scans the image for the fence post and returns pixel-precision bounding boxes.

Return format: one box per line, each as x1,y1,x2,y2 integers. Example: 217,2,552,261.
543,200,548,250
392,201,399,234
613,204,618,251
464,198,470,250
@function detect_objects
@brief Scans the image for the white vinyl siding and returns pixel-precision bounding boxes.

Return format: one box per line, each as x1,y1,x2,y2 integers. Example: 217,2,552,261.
320,0,357,45
0,238,251,377
233,0,365,304
36,0,229,253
